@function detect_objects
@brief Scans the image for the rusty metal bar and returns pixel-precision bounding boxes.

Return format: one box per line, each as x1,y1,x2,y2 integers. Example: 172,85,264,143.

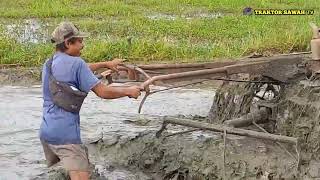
120,64,151,80
137,61,237,70
139,61,268,90
114,54,304,83
162,117,298,144
138,53,307,70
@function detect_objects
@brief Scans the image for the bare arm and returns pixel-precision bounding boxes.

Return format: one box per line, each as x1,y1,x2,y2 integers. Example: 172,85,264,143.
92,82,141,99
88,62,107,72
88,59,124,72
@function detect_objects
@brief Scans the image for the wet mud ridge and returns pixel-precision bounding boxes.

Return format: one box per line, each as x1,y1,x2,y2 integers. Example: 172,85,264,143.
90,54,320,180
0,66,41,86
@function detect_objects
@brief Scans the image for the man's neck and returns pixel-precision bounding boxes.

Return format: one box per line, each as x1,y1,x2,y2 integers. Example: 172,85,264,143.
56,50,79,57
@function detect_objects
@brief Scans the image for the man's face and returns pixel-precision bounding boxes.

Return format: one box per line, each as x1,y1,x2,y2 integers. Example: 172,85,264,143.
65,38,84,56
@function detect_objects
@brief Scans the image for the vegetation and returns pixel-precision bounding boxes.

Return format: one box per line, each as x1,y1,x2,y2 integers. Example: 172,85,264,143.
0,0,319,66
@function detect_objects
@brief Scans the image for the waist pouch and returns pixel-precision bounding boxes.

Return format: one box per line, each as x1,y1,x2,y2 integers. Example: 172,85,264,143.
47,56,87,113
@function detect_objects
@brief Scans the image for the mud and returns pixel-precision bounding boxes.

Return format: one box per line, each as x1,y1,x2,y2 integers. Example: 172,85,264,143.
95,128,298,179
91,62,320,179
0,67,42,86
91,77,300,179
3,56,320,179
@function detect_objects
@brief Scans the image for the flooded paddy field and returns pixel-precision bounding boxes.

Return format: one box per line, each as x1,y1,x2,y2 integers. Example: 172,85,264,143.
0,84,214,179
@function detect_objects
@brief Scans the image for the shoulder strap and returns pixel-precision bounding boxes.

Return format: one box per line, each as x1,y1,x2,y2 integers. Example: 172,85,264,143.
46,55,56,80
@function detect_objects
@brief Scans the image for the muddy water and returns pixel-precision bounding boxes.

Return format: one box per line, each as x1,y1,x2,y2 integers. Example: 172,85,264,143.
146,12,223,21
0,85,214,180
4,19,50,44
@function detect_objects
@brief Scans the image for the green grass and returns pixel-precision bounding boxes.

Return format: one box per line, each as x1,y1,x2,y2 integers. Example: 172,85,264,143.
0,0,319,66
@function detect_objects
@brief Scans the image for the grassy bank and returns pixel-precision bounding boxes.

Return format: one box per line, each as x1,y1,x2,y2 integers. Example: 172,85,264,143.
0,0,319,66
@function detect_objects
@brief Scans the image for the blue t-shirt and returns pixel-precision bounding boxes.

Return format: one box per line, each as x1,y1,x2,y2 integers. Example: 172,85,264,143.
40,52,100,145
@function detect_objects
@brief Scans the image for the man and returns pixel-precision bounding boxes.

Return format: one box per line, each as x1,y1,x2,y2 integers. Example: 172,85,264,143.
40,22,142,180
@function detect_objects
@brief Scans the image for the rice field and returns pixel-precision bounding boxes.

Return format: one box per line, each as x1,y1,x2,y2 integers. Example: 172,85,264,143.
0,0,319,66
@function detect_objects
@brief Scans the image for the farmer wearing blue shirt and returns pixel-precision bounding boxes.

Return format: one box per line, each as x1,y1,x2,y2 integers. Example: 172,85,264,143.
40,22,141,180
